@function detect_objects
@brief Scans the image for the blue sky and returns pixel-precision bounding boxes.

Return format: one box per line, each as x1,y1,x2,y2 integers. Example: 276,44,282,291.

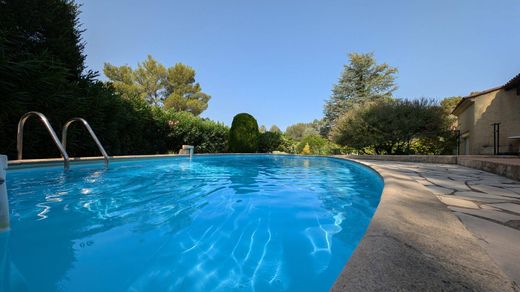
79,0,519,130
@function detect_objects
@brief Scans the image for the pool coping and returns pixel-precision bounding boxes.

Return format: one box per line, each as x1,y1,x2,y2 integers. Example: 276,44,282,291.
5,153,318,169
332,157,518,292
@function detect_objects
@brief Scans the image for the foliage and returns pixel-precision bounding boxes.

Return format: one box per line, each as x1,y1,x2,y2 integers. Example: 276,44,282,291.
301,143,311,155
104,56,210,115
258,131,283,153
440,96,463,113
295,134,345,155
0,0,226,159
440,96,462,130
164,111,229,153
331,98,456,154
228,113,259,153
269,125,281,134
323,53,397,136
0,0,124,159
259,125,267,133
284,120,322,141
163,63,211,115
276,135,298,154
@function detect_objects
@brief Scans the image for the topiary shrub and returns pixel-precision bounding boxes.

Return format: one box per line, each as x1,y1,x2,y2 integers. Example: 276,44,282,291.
229,113,259,153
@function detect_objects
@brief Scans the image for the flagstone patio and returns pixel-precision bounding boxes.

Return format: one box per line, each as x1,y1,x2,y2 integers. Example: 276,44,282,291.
333,158,520,291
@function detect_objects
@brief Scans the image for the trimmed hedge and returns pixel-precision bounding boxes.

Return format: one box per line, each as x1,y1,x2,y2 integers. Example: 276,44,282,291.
165,111,229,153
258,131,282,153
228,113,259,153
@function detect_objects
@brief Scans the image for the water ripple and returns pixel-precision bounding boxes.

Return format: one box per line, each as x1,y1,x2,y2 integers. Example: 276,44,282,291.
5,155,383,292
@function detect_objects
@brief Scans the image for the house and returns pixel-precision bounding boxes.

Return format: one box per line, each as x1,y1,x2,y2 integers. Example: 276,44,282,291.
452,73,520,155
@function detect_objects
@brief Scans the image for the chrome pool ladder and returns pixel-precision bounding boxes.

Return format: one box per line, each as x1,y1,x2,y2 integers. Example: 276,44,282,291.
17,112,110,169
62,118,109,166
17,111,70,169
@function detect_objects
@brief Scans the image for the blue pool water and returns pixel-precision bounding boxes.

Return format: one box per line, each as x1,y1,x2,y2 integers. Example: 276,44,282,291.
2,155,383,292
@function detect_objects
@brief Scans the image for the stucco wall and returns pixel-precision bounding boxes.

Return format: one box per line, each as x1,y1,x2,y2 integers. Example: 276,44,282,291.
457,88,520,155
457,103,475,154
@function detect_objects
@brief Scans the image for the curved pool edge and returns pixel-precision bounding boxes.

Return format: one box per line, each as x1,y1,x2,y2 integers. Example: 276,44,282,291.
332,157,516,292
7,153,326,170
4,153,383,291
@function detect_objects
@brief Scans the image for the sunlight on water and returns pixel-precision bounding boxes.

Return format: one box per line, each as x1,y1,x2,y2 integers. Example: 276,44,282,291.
2,155,382,292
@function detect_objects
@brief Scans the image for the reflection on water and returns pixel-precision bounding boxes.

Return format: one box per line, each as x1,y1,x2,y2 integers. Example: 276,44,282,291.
4,155,382,292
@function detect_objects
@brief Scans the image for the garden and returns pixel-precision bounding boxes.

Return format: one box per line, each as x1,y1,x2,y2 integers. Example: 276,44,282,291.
0,0,460,159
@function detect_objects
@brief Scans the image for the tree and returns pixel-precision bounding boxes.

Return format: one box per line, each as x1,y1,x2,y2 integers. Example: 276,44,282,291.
323,53,397,136
163,63,211,115
331,98,454,154
440,96,462,130
228,113,259,153
104,56,211,115
285,122,318,141
269,125,281,134
259,125,267,133
440,96,463,113
0,0,105,159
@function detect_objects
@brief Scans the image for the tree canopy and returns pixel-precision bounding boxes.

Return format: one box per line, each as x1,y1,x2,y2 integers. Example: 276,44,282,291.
269,125,281,134
331,98,455,154
285,120,322,141
323,53,397,136
104,55,210,115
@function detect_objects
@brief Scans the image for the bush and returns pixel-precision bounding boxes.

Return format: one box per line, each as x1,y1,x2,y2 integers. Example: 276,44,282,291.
276,135,298,154
295,135,329,155
291,134,348,155
228,113,259,153
258,131,282,153
165,111,229,153
301,143,311,155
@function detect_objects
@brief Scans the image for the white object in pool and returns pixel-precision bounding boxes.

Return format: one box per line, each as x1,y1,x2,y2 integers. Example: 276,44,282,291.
179,145,194,158
0,154,8,231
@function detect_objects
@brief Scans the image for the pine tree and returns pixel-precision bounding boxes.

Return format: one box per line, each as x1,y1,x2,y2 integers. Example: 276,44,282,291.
104,56,211,115
323,53,397,136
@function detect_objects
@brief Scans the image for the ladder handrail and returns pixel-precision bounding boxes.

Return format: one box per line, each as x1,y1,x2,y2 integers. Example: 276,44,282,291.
17,111,70,169
62,117,109,166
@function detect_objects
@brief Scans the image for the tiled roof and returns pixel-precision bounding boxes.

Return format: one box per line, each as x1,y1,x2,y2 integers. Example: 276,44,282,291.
451,72,520,115
504,73,520,90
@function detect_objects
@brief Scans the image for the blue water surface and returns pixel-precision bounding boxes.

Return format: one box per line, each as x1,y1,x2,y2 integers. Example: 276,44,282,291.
2,155,383,292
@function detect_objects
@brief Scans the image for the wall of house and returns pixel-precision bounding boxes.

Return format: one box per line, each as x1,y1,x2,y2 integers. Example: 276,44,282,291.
460,88,520,154
457,103,475,154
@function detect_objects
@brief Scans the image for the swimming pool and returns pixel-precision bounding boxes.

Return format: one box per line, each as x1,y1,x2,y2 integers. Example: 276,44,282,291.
2,155,383,291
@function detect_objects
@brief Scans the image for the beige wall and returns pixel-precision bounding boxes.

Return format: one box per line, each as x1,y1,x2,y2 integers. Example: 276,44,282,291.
456,88,520,154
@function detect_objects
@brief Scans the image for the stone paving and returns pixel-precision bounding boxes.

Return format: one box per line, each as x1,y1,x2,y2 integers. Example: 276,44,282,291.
370,160,520,286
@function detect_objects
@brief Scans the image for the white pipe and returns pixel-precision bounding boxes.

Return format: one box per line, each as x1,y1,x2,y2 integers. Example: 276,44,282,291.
0,155,9,231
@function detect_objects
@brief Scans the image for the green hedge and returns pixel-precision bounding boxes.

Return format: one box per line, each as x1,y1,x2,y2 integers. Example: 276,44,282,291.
164,111,229,153
228,113,259,153
0,0,228,159
258,131,283,153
